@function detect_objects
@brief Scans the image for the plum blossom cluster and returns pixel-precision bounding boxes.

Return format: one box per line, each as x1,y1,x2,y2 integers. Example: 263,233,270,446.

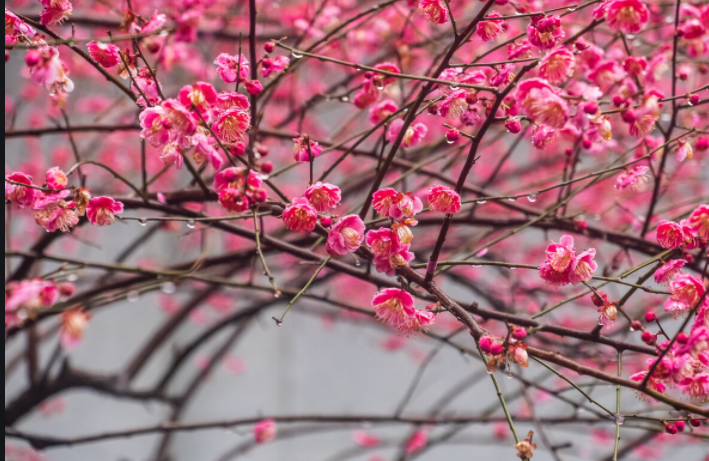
538,235,598,288
656,205,709,250
6,168,124,232
479,326,530,374
371,288,434,334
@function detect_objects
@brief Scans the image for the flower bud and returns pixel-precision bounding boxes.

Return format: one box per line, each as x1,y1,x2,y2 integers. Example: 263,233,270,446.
319,216,332,227
479,335,493,353
260,161,273,174
231,142,246,157
641,329,656,345
674,421,685,432
630,320,642,332
428,102,441,115
644,310,656,322
25,49,41,67
581,101,598,114
512,326,527,340
489,342,504,355
244,80,263,95
676,332,688,344
256,143,269,157
612,95,626,107
695,136,709,151
465,91,478,105
690,419,702,427
445,129,460,144
264,41,276,53
621,109,637,123
591,292,608,307
664,423,677,435
505,117,522,133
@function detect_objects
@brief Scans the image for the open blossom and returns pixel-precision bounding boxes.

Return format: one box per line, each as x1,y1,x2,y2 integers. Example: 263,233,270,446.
539,235,596,287
527,15,564,50
623,56,647,76
628,95,659,137
439,90,468,119
216,92,250,112
369,99,398,125
160,144,184,170
60,309,91,349
87,42,121,68
614,166,649,192
681,372,709,401
532,126,557,150
283,197,318,233
5,279,61,329
656,220,687,249
6,172,37,208
588,61,625,91
40,0,73,26
46,167,67,190
86,197,124,226
192,132,224,170
371,288,433,333
675,140,693,162
514,432,538,459
33,190,78,233
28,46,74,95
418,0,449,25
686,205,709,240
654,259,686,285
604,0,650,34
327,215,365,256
630,371,667,396
372,188,423,220
516,79,569,129
260,56,290,78
373,246,415,276
508,342,529,368
293,135,323,162
304,182,340,211
254,419,276,444
366,227,402,259
213,109,250,144
428,185,461,214
477,12,504,42
664,274,707,318
386,119,428,148
539,47,575,84
214,53,250,83
178,82,217,117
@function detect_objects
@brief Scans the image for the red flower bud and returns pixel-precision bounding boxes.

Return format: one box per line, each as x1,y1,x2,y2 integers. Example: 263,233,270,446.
25,49,41,67
664,423,677,435
581,101,598,115
630,320,642,332
612,95,626,107
230,142,245,157
244,80,263,95
505,117,522,134
676,332,688,344
260,161,273,174
641,329,656,345
445,129,460,144
674,421,685,432
695,136,709,151
690,419,702,427
512,326,527,340
644,311,656,322
479,335,493,353
489,342,504,355
319,216,332,227
428,102,441,115
264,41,276,53
621,109,637,123
591,292,608,307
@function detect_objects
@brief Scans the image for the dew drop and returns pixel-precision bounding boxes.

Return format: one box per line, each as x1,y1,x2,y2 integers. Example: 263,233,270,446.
186,219,196,229
686,100,693,107
446,139,455,144
127,291,140,303
625,34,635,39
508,197,516,202
567,6,577,11
355,261,361,267
449,84,459,90
509,266,516,270
161,282,176,294
139,218,148,226
376,85,384,91
507,371,513,379
527,192,538,203
274,290,282,298
473,264,482,267
340,96,349,102
615,414,625,425
291,51,303,59
486,369,494,375
403,108,409,112
67,274,79,282
477,199,487,204
272,317,283,326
